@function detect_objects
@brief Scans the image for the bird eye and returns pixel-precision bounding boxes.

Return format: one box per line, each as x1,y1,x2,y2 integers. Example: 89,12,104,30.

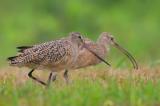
78,36,82,39
111,37,114,41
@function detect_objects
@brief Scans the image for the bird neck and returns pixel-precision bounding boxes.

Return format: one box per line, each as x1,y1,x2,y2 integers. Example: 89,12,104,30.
97,39,110,53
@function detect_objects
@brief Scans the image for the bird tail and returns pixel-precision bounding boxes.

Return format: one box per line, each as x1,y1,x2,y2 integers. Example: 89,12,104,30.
17,46,32,52
7,55,23,66
7,46,33,66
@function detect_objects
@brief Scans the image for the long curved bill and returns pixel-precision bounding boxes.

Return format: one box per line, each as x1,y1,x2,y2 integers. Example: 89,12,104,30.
113,41,138,70
83,44,111,67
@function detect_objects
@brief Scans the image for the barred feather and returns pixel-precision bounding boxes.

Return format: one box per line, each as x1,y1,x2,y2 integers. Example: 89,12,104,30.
7,32,84,71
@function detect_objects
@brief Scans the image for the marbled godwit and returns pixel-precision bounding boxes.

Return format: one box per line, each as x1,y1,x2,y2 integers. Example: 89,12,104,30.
63,32,138,83
7,32,110,86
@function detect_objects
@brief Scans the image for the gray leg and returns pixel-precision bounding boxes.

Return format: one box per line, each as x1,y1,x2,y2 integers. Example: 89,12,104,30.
46,72,53,87
28,69,54,87
64,69,69,84
52,73,57,82
28,69,47,86
47,72,57,88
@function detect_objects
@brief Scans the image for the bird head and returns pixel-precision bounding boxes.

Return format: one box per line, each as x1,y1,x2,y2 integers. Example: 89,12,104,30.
98,32,115,45
69,32,84,47
99,32,138,70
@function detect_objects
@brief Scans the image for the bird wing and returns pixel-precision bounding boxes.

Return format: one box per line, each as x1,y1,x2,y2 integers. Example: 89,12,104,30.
8,40,69,67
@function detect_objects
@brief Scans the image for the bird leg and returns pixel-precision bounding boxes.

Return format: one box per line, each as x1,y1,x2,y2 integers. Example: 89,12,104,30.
28,69,54,86
52,72,57,82
64,69,69,84
46,72,53,87
47,72,57,87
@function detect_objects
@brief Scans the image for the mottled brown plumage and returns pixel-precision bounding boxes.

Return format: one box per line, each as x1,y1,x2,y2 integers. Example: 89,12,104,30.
8,32,83,71
8,32,85,86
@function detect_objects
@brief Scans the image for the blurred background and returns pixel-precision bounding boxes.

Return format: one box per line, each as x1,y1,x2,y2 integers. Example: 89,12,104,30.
0,0,160,67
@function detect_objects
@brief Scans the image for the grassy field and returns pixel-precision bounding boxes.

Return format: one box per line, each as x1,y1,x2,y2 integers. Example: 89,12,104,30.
0,65,160,106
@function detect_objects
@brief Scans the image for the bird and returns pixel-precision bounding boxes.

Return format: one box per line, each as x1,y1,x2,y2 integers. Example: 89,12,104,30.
75,32,138,69
7,32,110,86
7,32,89,86
63,32,138,83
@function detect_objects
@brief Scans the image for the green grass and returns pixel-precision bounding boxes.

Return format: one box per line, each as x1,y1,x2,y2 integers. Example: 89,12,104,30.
0,67,160,106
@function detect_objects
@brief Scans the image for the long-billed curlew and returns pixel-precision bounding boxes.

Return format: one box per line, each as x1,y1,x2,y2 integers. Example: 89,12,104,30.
63,32,138,83
7,32,109,86
74,32,138,69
